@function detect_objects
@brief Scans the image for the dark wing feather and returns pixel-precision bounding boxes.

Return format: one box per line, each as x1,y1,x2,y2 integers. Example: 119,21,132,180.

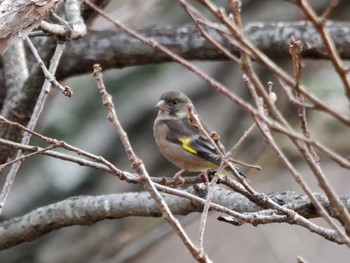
164,117,221,166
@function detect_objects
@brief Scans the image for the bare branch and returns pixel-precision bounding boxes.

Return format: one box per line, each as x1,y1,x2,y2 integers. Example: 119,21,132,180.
289,35,319,162
25,37,72,97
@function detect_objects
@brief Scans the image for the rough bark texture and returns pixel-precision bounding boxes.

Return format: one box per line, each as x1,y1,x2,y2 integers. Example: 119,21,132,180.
0,0,59,55
0,189,348,250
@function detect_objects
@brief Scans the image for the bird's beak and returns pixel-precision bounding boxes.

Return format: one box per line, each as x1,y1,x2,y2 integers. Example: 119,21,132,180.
155,100,167,111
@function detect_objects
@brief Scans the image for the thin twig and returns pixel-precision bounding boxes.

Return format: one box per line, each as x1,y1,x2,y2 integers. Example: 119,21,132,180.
201,17,350,124
187,95,248,250
180,2,240,64
320,0,341,21
230,122,256,152
0,144,58,172
187,103,227,250
24,37,72,97
278,79,315,108
289,35,319,162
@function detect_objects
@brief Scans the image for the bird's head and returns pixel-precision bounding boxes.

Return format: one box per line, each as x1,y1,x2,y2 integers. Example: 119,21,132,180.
155,91,191,119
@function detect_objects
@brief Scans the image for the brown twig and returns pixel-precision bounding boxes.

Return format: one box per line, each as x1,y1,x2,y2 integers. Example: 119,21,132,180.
82,0,257,119
180,2,240,64
25,37,72,97
187,102,230,250
278,79,314,108
320,0,341,21
289,35,320,163
203,17,350,124
230,122,256,152
0,144,58,172
0,137,137,181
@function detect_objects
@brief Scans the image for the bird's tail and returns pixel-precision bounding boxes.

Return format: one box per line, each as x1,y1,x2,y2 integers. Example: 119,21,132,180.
225,163,246,178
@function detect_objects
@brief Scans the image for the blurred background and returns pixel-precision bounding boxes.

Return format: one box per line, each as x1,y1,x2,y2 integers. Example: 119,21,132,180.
1,0,350,262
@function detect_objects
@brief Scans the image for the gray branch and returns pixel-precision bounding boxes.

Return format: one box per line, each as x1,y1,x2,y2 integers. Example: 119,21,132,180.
0,188,349,250
40,0,87,39
55,20,350,79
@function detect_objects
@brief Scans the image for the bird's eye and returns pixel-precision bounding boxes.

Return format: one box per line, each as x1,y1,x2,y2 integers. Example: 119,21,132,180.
172,100,178,105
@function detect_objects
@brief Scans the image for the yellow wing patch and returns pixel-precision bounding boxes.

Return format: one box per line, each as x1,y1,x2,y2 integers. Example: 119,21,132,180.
178,137,197,154
178,137,219,169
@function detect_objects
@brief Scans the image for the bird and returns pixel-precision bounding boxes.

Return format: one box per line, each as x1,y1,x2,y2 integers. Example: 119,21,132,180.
153,90,244,185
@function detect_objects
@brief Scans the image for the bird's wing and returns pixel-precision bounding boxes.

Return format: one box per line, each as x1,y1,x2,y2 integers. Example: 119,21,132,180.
164,117,221,167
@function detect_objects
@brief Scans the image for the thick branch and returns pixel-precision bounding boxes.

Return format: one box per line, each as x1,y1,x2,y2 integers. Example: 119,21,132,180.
0,189,349,250
55,20,350,79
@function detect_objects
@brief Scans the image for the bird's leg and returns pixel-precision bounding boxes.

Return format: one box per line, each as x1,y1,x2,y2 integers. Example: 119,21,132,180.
198,170,209,184
174,169,185,186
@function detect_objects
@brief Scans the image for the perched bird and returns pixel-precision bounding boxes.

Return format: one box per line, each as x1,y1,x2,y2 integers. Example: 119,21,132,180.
153,90,244,185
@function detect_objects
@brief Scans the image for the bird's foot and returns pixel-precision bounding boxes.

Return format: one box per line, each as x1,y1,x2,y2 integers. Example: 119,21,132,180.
198,171,209,184
173,169,185,186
